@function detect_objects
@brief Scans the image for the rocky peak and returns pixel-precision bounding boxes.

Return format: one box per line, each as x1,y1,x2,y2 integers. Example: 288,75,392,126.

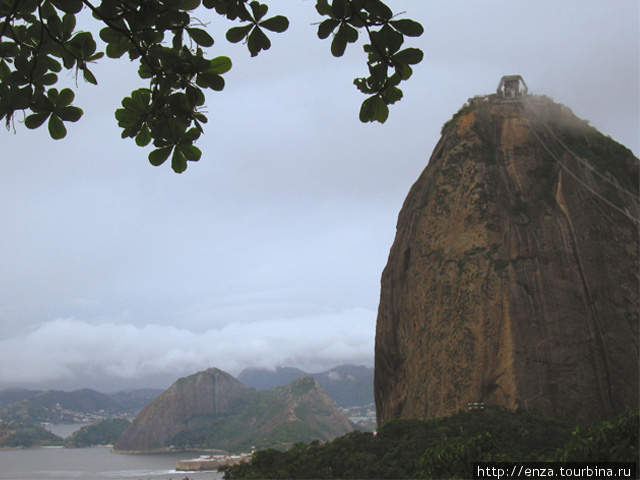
375,95,639,426
113,367,245,452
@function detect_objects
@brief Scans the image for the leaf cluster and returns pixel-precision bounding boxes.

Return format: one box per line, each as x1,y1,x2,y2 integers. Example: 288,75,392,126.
0,0,98,138
315,0,423,123
554,407,639,463
1,0,422,172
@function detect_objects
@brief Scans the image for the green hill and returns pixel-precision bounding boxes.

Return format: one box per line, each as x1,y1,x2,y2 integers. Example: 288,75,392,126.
114,368,355,453
0,388,161,424
64,418,131,447
0,422,63,448
171,377,356,452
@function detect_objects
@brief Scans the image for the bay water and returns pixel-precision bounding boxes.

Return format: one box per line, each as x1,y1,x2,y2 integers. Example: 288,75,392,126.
0,447,225,480
1,425,224,480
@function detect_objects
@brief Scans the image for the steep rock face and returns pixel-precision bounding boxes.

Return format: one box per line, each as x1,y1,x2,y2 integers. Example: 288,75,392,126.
375,96,639,426
113,368,245,452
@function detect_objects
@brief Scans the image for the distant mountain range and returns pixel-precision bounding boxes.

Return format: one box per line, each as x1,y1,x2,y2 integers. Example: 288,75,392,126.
237,364,374,408
0,388,162,424
0,364,373,426
114,368,355,453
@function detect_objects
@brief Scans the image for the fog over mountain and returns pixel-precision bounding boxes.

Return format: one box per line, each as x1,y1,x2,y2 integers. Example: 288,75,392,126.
0,1,637,393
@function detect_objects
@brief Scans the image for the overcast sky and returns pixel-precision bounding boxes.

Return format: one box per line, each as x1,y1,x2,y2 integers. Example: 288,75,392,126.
1,1,638,392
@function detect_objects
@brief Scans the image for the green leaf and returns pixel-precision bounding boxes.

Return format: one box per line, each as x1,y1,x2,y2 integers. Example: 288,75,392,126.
179,144,202,161
317,19,339,39
186,85,205,107
353,77,375,94
62,13,76,39
149,146,173,166
371,24,404,55
131,89,151,110
315,0,332,16
196,71,225,91
392,47,424,65
249,1,268,21
171,147,187,173
39,73,58,86
0,42,19,58
331,26,348,57
55,88,75,108
394,63,413,80
226,24,253,43
332,0,348,18
99,27,122,44
56,106,83,122
46,88,60,103
0,60,10,81
390,19,424,37
187,28,214,47
25,112,50,129
83,67,97,85
183,127,201,142
359,95,388,123
363,0,393,21
247,27,271,57
45,56,62,73
209,56,232,74
343,24,358,43
382,86,403,105
60,48,76,69
88,52,104,62
47,15,63,39
260,15,289,33
50,0,83,14
48,114,67,139
115,108,139,125
179,0,201,10
135,124,151,146
193,112,208,124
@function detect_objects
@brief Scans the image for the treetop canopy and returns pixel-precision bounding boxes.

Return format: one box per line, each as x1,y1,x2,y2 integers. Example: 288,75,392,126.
0,0,423,172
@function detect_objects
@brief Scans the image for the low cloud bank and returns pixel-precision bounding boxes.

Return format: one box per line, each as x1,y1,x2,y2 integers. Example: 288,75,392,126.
0,309,375,390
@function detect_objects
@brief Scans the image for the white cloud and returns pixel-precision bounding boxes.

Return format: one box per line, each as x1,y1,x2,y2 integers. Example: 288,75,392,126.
0,309,375,390
0,1,636,391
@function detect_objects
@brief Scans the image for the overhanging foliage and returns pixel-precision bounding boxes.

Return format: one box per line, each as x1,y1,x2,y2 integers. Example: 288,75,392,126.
0,0,423,172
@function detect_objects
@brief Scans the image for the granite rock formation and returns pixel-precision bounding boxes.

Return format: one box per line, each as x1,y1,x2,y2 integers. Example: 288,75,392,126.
374,96,639,426
114,367,245,452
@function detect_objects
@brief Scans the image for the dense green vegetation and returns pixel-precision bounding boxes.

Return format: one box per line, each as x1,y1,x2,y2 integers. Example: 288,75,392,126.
221,406,639,479
0,422,63,448
64,418,131,447
554,407,639,463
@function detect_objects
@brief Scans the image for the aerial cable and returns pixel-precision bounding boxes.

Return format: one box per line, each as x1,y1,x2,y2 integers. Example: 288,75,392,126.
521,98,639,201
521,113,639,225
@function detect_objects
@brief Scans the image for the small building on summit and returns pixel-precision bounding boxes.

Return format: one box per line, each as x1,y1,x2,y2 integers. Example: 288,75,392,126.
497,75,528,98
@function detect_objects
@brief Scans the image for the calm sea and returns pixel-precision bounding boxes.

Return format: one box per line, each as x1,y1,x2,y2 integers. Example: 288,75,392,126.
0,425,224,480
0,447,225,480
